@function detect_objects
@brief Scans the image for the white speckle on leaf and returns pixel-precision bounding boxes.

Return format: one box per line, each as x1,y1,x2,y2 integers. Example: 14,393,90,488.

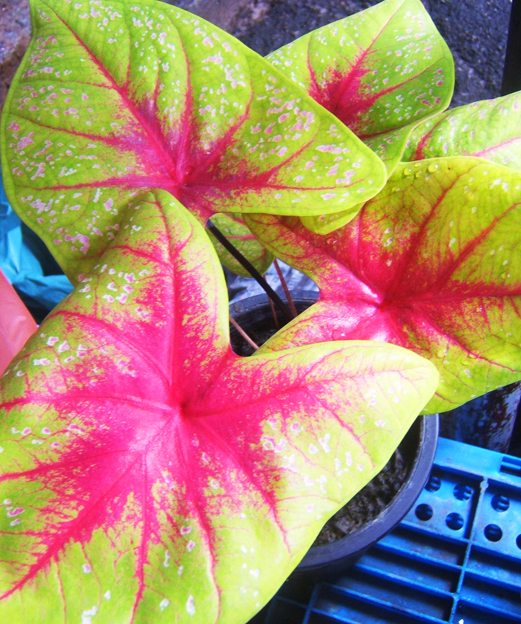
82,564,92,574
33,358,51,366
186,596,196,616
81,606,97,624
319,434,331,453
104,591,111,600
159,599,169,611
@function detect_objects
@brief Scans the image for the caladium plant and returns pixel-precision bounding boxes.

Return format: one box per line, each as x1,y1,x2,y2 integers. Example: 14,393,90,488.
1,0,521,622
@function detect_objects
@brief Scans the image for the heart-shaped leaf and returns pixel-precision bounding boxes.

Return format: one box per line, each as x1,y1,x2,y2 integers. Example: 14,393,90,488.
267,0,454,174
0,189,437,622
266,0,453,235
208,213,273,276
1,0,385,283
246,157,521,414
403,91,521,171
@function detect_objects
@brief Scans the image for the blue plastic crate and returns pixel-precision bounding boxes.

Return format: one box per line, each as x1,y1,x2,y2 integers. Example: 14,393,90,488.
252,437,521,624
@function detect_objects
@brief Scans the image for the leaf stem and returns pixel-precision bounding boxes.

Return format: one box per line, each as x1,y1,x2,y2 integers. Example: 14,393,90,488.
207,220,293,321
273,258,298,318
265,274,280,329
230,316,259,351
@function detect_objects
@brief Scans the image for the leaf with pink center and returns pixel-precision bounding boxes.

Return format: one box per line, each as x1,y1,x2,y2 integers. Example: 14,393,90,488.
1,0,385,284
0,189,437,622
403,92,521,170
246,157,521,414
266,0,453,235
208,213,273,276
267,0,454,173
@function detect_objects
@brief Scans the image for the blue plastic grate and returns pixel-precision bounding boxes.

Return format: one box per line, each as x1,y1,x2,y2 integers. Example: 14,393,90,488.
251,437,521,624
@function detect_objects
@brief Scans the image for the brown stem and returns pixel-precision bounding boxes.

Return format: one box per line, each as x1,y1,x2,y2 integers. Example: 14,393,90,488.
266,274,280,329
273,258,298,318
230,316,259,351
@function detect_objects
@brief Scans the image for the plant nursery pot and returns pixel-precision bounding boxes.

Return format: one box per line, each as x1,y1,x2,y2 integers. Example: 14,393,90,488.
229,293,440,579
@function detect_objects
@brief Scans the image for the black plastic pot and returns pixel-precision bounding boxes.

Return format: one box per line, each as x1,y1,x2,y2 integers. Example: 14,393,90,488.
230,293,439,580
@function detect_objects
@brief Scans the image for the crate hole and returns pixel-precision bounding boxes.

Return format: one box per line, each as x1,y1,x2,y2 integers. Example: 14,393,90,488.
425,475,441,492
517,535,521,550
484,524,503,542
446,513,464,530
415,503,433,521
453,484,473,501
491,494,510,512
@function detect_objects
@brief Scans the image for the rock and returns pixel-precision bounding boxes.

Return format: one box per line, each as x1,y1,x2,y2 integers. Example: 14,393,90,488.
0,0,31,112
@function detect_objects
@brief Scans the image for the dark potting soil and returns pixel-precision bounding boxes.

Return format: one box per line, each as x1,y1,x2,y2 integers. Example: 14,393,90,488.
312,446,407,546
229,304,412,546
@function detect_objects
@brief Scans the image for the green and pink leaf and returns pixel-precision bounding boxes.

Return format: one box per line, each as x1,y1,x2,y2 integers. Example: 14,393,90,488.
403,91,521,171
1,0,385,283
267,0,454,174
0,190,437,622
247,157,521,413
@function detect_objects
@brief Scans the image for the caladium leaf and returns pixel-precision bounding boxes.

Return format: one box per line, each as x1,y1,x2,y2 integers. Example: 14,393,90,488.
266,0,453,236
246,157,521,414
208,213,273,276
0,189,437,622
403,91,521,171
0,0,385,284
267,0,454,174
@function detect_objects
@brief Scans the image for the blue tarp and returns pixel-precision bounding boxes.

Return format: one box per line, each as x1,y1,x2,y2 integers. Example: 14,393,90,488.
0,173,73,323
